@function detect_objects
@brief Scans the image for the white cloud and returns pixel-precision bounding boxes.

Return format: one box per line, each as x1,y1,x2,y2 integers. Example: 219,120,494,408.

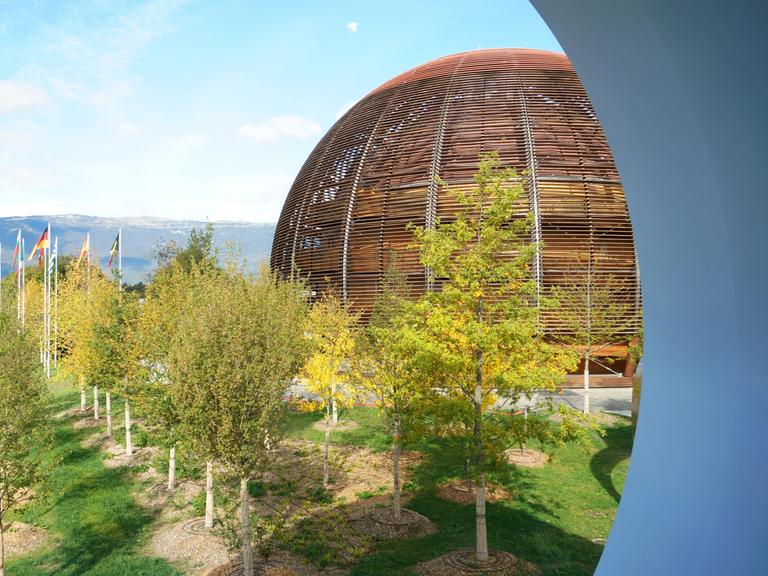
346,21,359,33
31,0,190,105
0,80,50,113
238,115,321,144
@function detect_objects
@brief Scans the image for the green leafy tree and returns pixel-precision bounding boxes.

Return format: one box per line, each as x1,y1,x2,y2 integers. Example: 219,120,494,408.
354,262,429,521
92,291,139,449
408,152,576,562
552,257,636,413
0,314,52,576
168,263,308,576
133,229,218,489
302,292,358,488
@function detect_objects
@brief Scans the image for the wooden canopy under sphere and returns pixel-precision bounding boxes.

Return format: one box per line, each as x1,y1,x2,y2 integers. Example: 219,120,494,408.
271,48,641,381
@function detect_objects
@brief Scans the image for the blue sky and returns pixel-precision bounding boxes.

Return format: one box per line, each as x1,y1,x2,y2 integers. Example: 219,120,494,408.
0,0,561,222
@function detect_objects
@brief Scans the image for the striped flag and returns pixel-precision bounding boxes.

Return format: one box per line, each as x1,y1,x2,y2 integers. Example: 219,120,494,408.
28,225,49,263
76,235,90,266
12,230,21,272
49,237,58,275
107,233,120,268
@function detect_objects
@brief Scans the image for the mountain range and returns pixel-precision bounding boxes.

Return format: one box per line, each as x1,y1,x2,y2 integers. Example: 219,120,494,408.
0,215,276,284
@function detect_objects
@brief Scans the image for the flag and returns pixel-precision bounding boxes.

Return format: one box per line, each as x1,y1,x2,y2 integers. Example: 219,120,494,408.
12,230,21,271
107,233,119,268
27,225,49,262
49,238,57,275
76,235,90,266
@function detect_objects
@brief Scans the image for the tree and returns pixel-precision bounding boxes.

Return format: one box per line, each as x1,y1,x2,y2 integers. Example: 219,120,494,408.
167,264,308,576
301,292,358,488
91,290,138,447
408,152,575,562
552,257,636,413
133,227,219,489
353,262,429,522
0,314,52,576
57,261,114,417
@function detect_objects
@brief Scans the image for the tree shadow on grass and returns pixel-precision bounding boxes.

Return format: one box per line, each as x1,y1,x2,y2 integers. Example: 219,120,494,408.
9,412,179,576
348,494,604,576
589,423,633,503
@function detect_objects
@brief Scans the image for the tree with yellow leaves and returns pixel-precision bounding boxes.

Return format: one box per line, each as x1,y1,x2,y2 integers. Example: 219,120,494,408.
302,292,358,488
57,260,113,417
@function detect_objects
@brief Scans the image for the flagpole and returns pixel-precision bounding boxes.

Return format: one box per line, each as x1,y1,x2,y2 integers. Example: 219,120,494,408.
87,232,91,295
54,236,58,369
21,237,25,331
16,231,21,328
118,228,122,291
46,221,51,378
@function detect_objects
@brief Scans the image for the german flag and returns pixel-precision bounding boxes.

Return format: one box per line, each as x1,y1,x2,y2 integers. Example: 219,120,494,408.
27,225,49,268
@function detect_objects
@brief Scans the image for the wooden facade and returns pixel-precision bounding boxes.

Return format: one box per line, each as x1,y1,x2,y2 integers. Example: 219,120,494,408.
271,49,641,381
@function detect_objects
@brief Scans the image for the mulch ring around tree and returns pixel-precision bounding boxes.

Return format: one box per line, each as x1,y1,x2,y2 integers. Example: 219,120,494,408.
310,419,359,433
207,549,338,576
351,506,437,540
73,416,104,429
55,406,92,419
505,448,549,468
3,521,48,558
436,480,513,505
415,548,540,576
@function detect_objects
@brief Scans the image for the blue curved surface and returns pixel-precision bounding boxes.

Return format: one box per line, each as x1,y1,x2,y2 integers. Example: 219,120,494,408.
529,1,768,574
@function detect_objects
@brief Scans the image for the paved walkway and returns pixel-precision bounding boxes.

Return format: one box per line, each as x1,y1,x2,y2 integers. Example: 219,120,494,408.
290,381,633,417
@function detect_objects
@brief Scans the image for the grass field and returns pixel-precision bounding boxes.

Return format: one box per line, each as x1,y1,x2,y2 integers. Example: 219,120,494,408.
6,383,632,576
6,381,181,576
283,408,633,576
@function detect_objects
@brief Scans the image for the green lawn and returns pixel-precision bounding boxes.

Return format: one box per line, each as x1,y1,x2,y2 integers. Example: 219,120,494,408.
7,381,181,576
285,406,633,576
8,387,631,576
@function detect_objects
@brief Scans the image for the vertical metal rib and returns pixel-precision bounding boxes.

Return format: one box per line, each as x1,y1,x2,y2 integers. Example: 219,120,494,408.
516,75,544,322
341,91,400,304
424,53,468,291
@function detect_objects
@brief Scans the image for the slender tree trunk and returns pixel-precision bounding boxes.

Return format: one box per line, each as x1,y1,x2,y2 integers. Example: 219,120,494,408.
0,514,5,576
80,385,86,411
331,383,338,425
93,385,99,420
466,456,473,491
205,461,214,528
475,347,488,562
583,348,591,414
323,409,331,488
124,399,133,456
168,445,176,490
240,478,254,576
105,391,112,437
392,418,402,522
522,405,528,454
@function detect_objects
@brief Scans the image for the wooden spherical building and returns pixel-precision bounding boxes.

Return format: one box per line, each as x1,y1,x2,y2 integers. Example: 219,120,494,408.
271,49,640,381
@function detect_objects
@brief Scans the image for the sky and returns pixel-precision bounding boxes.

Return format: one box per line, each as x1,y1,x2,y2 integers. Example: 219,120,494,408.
0,0,562,223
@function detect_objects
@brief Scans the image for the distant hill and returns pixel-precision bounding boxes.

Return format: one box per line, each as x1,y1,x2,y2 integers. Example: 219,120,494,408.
0,215,276,284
